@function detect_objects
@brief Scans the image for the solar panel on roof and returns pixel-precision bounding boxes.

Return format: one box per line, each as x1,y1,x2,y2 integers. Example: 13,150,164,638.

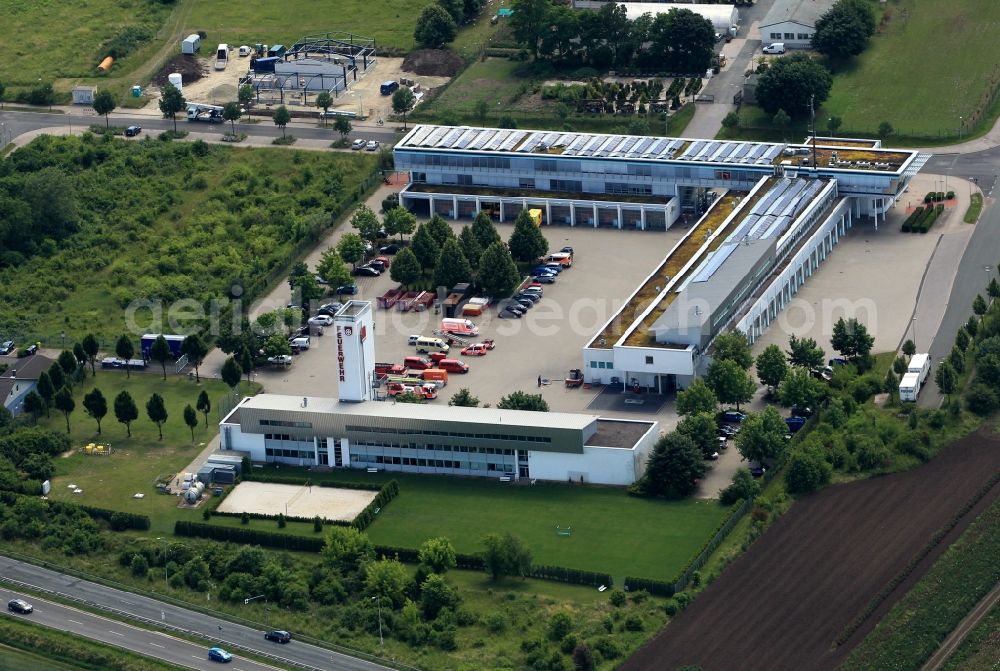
441,127,465,146
761,146,783,163
407,126,432,146
692,244,739,283
499,131,525,151
453,129,478,149
578,135,604,156
762,215,792,239
467,129,495,150
681,141,704,159
630,138,654,157
425,127,449,146
482,130,507,150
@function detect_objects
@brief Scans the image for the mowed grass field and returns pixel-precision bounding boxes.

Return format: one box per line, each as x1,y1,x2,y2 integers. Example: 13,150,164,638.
186,0,437,54
247,468,729,581
39,371,255,534
823,0,1000,137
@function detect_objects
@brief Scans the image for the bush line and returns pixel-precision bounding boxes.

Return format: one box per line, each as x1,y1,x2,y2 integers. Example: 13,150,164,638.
0,490,150,530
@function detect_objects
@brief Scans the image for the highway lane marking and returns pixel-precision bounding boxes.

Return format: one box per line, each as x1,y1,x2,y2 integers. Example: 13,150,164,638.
149,642,164,648
67,619,83,625
110,630,125,636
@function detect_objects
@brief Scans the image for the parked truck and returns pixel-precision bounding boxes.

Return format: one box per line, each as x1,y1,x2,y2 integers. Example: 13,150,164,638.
140,334,184,359
908,353,931,387
899,372,921,402
187,103,225,123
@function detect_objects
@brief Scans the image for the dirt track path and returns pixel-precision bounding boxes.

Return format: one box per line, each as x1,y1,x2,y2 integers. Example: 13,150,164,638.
920,580,1000,671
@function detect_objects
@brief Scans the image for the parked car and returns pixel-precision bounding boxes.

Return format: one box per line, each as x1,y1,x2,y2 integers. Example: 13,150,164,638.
704,450,720,461
717,425,738,438
438,359,469,374
514,292,540,304
790,404,813,418
266,355,292,366
335,285,359,295
513,298,534,310
521,286,543,296
721,410,747,424
318,302,344,316
264,630,292,644
366,140,379,151
0,340,14,355
762,42,786,54
351,139,366,150
24,344,38,356
314,274,328,285
125,125,142,137
380,243,401,254
531,266,559,276
829,357,848,367
403,356,434,370
461,343,491,356
307,315,334,326
353,265,381,277
785,416,806,433
560,246,574,255
749,462,767,477
7,599,33,614
500,305,524,319
531,274,556,284
208,647,232,663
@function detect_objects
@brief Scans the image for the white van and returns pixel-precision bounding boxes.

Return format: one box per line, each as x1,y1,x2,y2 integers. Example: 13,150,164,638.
762,43,786,54
414,336,449,354
407,334,421,346
290,336,310,351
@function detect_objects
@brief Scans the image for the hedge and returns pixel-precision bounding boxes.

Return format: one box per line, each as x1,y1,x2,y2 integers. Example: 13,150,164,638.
901,203,944,234
623,576,674,597
668,498,751,591
0,490,150,531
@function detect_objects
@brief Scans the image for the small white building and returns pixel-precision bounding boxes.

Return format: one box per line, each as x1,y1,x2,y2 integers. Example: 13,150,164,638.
181,34,201,54
71,86,96,105
760,0,835,49
571,1,740,34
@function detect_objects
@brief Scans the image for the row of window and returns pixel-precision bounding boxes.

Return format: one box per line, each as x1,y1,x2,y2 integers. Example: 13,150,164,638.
768,32,812,40
401,154,512,170
345,424,553,443
265,448,314,459
606,182,653,196
590,360,613,369
351,454,516,472
260,419,313,429
354,441,516,455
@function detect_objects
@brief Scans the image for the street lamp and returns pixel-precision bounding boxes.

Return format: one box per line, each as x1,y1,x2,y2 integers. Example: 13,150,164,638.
155,537,169,587
244,594,266,605
959,115,963,139
371,596,384,651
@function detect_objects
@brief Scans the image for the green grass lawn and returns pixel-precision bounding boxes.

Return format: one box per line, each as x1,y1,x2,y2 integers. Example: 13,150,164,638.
239,468,728,581
38,372,255,535
821,0,1000,139
0,645,81,671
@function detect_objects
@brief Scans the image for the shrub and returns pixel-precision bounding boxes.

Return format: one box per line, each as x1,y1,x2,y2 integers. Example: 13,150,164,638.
548,611,573,641
624,614,644,631
966,382,999,415
664,599,679,616
592,637,623,660
608,589,627,607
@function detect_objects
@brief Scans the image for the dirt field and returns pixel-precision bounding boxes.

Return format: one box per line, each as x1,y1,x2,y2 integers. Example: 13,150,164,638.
620,426,1000,671
216,481,376,522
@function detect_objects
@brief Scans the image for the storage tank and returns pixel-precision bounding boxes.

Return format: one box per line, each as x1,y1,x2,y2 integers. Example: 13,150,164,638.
98,56,114,72
183,481,205,503
168,73,183,94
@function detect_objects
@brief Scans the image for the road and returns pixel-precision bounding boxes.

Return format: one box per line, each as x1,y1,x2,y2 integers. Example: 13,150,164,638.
1,586,281,671
920,580,1000,671
0,555,396,671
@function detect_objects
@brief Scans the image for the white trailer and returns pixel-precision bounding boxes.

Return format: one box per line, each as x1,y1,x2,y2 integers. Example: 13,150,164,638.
215,44,230,71
186,103,225,123
899,372,921,402
908,353,931,387
181,34,201,54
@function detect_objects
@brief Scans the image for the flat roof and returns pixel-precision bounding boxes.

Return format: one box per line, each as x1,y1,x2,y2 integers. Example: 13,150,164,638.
586,419,655,449
609,3,738,24
761,0,833,28
238,394,599,431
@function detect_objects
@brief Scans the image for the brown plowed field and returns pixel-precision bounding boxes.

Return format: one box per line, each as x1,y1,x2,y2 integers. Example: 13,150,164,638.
621,427,1000,671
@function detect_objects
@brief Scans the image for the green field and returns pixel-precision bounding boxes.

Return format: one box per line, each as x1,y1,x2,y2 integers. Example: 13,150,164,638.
941,601,1000,671
240,468,728,581
822,0,1000,139
0,645,80,671
38,372,254,534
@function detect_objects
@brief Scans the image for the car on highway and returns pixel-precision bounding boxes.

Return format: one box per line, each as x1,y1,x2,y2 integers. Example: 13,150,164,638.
351,139,366,150
7,598,33,614
208,647,232,663
307,315,334,326
0,340,14,355
264,630,292,643
125,125,142,137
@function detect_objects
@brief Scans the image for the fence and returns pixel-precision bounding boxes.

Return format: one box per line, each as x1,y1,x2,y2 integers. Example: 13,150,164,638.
671,497,752,593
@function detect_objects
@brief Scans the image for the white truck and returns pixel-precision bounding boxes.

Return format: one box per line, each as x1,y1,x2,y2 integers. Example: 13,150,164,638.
899,372,921,402
214,44,230,70
186,103,224,123
908,353,931,387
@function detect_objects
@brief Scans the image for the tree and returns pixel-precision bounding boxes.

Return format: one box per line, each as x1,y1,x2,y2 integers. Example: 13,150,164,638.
779,367,825,410
333,115,352,142
706,359,755,410
23,391,45,422
458,225,483,269
425,214,455,248
114,390,139,437
181,334,208,383
967,382,999,416
966,316,979,338
902,339,916,357
508,209,549,262
676,378,718,416
115,335,135,378
773,108,791,130
196,390,211,428
158,82,186,132
389,247,422,288
956,327,971,351
350,205,382,244
392,87,417,131
935,361,957,397
433,239,473,290
238,84,254,116
438,0,464,22
648,7,716,73
383,207,417,243
262,334,291,360
411,223,441,270
509,0,553,58
183,404,199,441
471,212,502,250
497,391,549,412
312,250,348,293
48,363,66,392
222,101,241,134
83,388,107,434
420,573,458,619
974,293,988,317
414,4,457,49
754,53,833,116
635,432,706,499
273,105,291,138
73,343,87,371
221,357,242,391
478,241,520,297
831,317,874,360
719,468,761,505
448,388,480,407
148,335,172,380
240,348,254,385
419,537,457,574
58,349,80,379
323,526,374,572
315,91,333,124
989,278,1000,301
756,344,788,391
146,393,168,440
878,121,894,140
474,99,490,127
949,345,966,374
54,387,75,434
480,532,532,581
92,90,117,128
736,407,788,465
812,0,876,59
365,558,410,607
826,115,842,135
785,448,832,494
81,334,100,376
712,330,754,370
288,264,324,304
676,412,718,457
336,233,366,269
573,642,596,671
36,372,55,413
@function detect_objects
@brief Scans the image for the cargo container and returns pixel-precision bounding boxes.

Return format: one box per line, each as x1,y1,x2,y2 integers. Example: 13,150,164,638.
181,34,201,54
140,334,184,358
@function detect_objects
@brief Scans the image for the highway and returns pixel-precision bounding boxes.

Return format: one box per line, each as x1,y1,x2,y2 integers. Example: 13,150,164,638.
0,556,396,671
